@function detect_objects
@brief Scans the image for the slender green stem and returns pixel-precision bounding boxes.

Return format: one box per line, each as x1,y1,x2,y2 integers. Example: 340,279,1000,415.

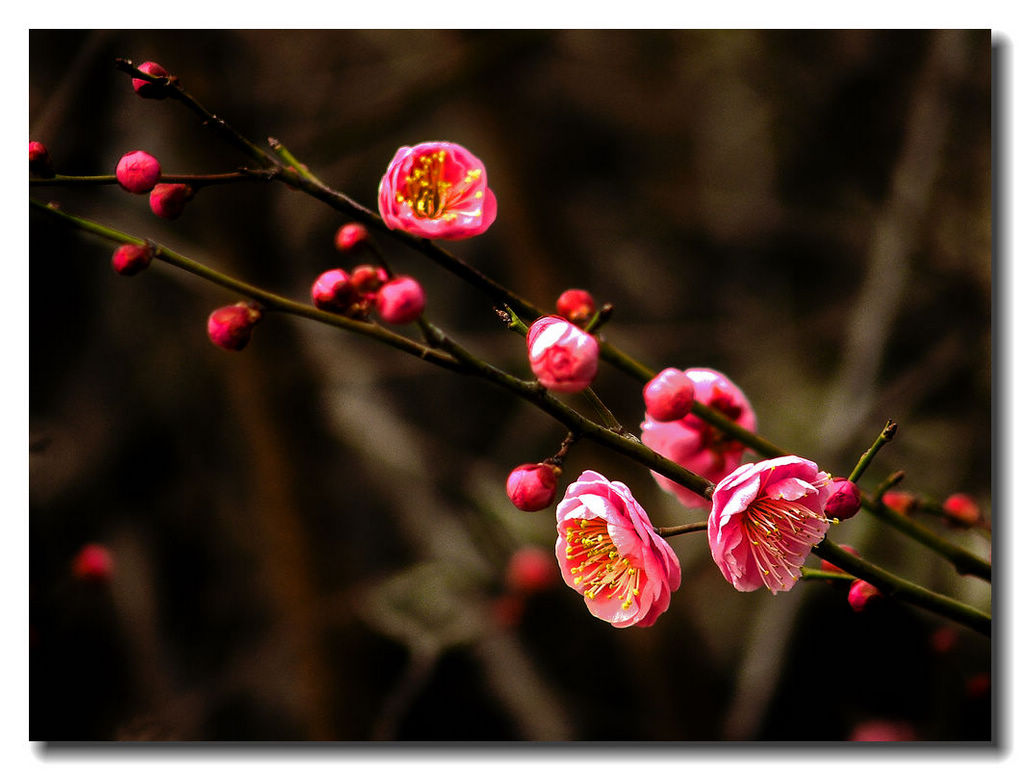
800,568,855,582
873,470,906,497
849,420,899,482
268,137,326,187
813,538,990,636
30,172,269,189
582,387,624,433
30,199,463,372
859,496,991,581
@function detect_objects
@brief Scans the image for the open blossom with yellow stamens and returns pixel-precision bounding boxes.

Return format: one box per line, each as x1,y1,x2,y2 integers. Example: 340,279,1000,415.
708,455,834,594
555,471,680,628
377,141,497,240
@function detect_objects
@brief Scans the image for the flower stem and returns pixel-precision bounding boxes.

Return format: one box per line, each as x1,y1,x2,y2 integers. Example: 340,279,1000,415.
812,538,990,636
848,420,899,482
799,568,855,582
30,171,269,189
656,521,708,537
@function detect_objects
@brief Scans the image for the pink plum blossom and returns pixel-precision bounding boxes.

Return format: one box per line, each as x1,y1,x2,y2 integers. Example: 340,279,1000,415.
641,367,756,509
527,316,599,393
378,141,497,240
555,470,680,628
707,455,833,594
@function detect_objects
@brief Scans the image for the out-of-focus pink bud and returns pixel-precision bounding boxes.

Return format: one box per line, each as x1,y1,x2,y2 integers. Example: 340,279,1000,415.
824,477,861,521
149,183,193,219
943,493,981,527
556,288,597,325
72,544,114,583
311,269,355,313
526,316,599,393
207,303,262,351
643,368,696,422
820,544,860,574
848,579,883,612
882,490,917,516
505,463,560,512
115,150,161,193
505,546,558,595
334,223,370,252
29,141,54,177
111,243,153,276
375,276,426,324
848,719,916,742
930,626,958,654
132,61,171,98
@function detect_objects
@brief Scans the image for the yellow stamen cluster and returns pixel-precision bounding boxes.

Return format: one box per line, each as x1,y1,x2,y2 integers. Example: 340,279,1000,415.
564,518,641,610
395,150,484,223
742,498,833,586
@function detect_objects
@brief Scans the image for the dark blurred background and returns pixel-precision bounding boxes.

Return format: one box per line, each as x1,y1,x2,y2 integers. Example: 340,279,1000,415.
29,30,991,742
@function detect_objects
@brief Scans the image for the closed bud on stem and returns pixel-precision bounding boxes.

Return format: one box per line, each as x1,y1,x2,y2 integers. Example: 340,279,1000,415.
111,243,153,276
311,269,355,313
149,183,194,219
506,462,561,512
334,223,370,252
643,367,696,422
350,264,389,296
882,490,917,516
375,276,426,325
207,303,262,351
29,141,54,177
132,61,171,98
848,579,883,612
526,316,599,393
556,288,597,325
72,544,114,583
116,150,161,193
943,493,981,527
824,477,862,521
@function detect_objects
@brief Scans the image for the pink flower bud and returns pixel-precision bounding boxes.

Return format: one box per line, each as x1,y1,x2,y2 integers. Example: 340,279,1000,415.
350,264,389,296
311,269,356,313
824,477,861,521
820,543,860,574
556,288,597,324
505,546,558,595
847,579,883,612
334,223,370,252
72,543,113,583
943,492,981,527
643,367,696,422
848,720,916,742
115,150,161,193
111,243,153,276
132,61,170,98
29,141,54,177
375,276,426,324
505,463,560,512
207,303,262,351
149,183,193,219
882,490,916,516
526,316,599,393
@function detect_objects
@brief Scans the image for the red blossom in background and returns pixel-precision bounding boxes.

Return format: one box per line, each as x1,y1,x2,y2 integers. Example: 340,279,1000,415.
377,141,497,240
555,470,680,628
641,367,756,509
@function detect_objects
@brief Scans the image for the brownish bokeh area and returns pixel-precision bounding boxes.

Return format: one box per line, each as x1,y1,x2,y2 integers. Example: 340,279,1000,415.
29,30,992,742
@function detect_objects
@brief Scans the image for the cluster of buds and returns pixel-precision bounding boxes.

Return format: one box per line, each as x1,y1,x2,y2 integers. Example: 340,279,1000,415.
114,149,194,219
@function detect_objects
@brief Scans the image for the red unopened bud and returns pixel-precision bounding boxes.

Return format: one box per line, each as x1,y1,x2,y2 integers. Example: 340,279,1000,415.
72,543,114,583
132,61,170,98
643,367,696,422
116,150,161,194
847,579,883,612
29,141,54,177
556,288,596,324
334,223,370,252
882,490,917,516
350,264,389,296
943,493,981,527
824,478,861,521
149,183,193,219
820,544,859,574
375,276,426,324
505,546,558,595
207,303,262,351
311,269,356,313
848,720,916,742
111,243,153,276
505,462,560,512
